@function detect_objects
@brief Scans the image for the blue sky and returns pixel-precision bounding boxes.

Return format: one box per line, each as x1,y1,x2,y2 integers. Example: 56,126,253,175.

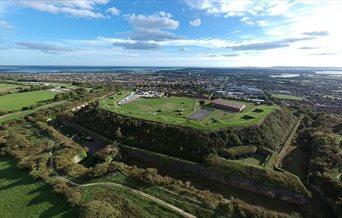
0,0,341,67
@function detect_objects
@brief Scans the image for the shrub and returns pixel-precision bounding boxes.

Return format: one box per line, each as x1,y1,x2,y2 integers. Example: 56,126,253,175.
89,162,110,178
80,200,119,218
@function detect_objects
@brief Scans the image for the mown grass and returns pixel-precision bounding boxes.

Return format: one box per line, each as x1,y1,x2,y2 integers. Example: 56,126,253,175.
0,90,56,112
272,94,302,101
99,91,277,130
0,83,22,92
0,156,76,218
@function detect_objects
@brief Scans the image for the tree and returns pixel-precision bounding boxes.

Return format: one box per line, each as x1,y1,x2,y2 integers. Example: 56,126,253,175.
89,162,110,178
80,200,119,218
115,127,123,139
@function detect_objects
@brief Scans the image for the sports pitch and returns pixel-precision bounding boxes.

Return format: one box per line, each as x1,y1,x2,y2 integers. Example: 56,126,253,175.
99,91,278,130
0,90,56,112
272,94,302,101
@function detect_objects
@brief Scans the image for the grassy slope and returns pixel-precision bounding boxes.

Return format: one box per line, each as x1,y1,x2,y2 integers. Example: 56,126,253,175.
0,83,21,92
0,156,76,218
100,91,277,130
80,185,181,218
0,90,56,112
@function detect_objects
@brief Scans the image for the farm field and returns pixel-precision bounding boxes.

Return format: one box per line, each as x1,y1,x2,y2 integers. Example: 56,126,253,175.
0,101,66,123
99,91,278,129
272,94,302,101
0,156,76,218
0,83,22,92
0,90,56,112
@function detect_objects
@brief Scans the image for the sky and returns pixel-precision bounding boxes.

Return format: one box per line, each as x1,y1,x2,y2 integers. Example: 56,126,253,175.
0,0,341,67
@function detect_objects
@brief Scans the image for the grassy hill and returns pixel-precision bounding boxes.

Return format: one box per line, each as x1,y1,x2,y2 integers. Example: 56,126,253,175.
99,92,277,130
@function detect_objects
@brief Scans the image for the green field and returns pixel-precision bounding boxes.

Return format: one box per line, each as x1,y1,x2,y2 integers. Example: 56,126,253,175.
0,156,76,218
0,101,66,123
0,83,22,92
272,94,302,101
0,90,56,112
99,91,277,129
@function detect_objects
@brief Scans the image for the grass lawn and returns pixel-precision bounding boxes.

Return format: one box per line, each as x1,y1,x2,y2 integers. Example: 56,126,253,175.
99,91,277,130
272,94,302,101
0,90,56,112
0,83,22,92
0,156,76,218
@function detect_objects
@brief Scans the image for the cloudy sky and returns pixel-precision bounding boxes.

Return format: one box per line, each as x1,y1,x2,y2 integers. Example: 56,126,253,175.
0,0,341,67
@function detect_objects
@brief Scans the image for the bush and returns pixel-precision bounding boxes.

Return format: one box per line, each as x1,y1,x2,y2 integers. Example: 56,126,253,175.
52,180,81,206
220,145,257,159
89,162,110,178
80,200,119,218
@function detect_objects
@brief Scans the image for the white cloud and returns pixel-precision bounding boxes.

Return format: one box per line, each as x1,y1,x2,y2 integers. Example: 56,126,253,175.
107,7,120,16
189,18,201,27
127,12,179,30
123,12,180,42
0,20,13,30
17,0,110,19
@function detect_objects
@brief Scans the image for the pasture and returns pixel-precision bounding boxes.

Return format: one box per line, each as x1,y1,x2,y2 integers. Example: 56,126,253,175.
99,91,278,130
0,90,56,112
0,83,22,92
0,156,76,218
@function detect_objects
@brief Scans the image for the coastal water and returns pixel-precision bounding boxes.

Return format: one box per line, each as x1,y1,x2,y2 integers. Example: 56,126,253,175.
0,66,177,73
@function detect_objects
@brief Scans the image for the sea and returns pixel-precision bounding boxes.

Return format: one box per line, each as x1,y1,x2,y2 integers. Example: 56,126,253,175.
0,66,178,73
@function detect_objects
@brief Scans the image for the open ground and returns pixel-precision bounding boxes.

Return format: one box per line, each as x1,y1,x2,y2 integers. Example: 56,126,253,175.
99,91,278,129
0,90,56,112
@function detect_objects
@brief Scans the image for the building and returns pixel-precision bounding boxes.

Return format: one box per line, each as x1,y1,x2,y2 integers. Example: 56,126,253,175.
212,98,246,112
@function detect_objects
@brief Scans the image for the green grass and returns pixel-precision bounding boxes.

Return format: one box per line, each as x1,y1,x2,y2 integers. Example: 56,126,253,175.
233,154,266,166
99,91,277,130
0,156,76,218
80,184,181,218
0,83,22,92
0,101,66,123
93,174,214,217
0,90,56,112
272,94,302,101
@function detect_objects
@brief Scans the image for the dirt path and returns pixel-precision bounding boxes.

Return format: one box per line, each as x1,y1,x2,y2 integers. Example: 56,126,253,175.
48,144,196,218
